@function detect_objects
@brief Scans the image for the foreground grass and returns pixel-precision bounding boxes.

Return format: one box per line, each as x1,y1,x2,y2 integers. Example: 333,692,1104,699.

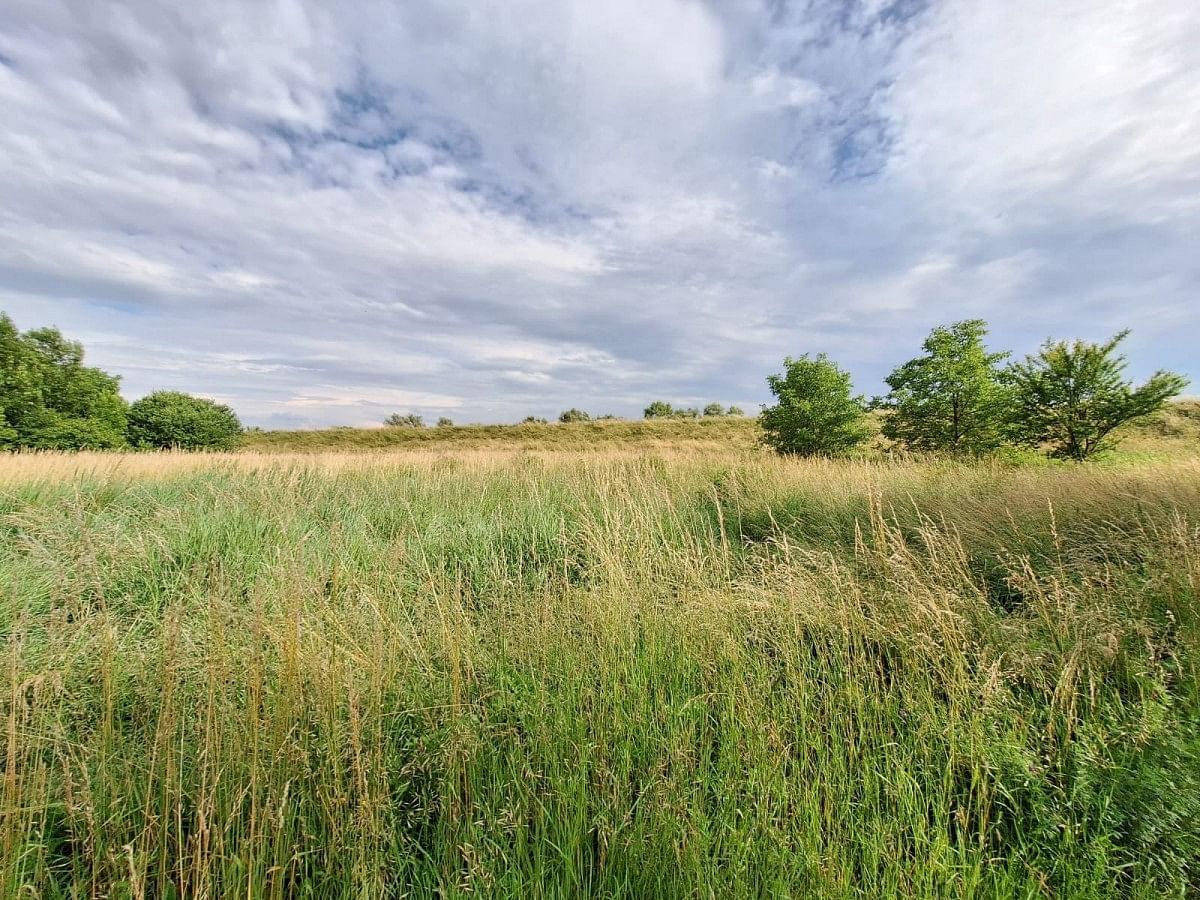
2,452,1199,898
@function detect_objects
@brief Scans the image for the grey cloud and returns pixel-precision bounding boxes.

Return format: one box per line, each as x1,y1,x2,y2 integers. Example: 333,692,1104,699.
0,0,1196,427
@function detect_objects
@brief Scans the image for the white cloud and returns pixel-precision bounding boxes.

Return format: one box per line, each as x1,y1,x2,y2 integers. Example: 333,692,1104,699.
0,0,1196,427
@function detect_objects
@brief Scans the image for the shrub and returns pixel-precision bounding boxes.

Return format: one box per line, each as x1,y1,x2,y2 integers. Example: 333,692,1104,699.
522,416,549,425
436,417,454,428
672,407,699,419
727,405,745,417
703,402,727,417
881,319,1012,455
384,413,424,428
127,391,242,450
644,401,674,418
558,409,591,423
761,354,870,455
1008,330,1188,460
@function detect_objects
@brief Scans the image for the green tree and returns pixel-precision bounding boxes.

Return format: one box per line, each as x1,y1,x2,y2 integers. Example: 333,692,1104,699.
703,402,727,417
0,313,128,449
727,405,745,417
882,320,1012,455
384,413,424,428
436,417,454,427
644,401,674,418
672,407,699,419
761,354,870,456
127,391,242,450
1008,330,1188,461
558,408,591,423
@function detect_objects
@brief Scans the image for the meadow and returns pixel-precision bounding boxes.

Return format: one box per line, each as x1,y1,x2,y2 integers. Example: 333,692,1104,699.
2,408,1199,897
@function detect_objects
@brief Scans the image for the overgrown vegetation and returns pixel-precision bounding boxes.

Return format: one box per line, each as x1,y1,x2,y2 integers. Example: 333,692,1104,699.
2,449,1198,897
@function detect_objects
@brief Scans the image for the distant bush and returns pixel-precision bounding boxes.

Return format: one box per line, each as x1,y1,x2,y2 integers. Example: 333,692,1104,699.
558,409,591,423
522,416,549,425
436,417,454,427
672,407,699,419
384,413,424,428
644,401,674,418
761,354,870,456
727,405,745,417
703,403,727,417
127,391,242,450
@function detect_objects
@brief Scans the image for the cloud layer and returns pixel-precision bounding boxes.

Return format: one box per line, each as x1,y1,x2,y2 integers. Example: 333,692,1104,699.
2,0,1196,426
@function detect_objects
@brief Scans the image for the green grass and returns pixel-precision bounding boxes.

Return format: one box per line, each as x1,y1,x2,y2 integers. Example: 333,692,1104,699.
2,444,1199,897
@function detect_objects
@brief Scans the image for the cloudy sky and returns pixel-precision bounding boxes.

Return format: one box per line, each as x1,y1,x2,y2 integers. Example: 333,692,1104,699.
1,0,1197,427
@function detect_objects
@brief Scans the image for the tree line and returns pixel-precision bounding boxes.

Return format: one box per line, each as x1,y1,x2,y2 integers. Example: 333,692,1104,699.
1,313,242,450
761,320,1188,460
4,311,1187,459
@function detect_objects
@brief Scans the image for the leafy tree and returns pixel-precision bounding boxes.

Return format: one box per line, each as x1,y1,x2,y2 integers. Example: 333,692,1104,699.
558,408,591,423
703,402,727,417
672,407,699,419
881,320,1012,455
1008,330,1188,461
436,417,454,427
384,413,424,428
761,354,870,455
727,405,745,417
127,391,242,450
0,313,128,449
644,401,674,418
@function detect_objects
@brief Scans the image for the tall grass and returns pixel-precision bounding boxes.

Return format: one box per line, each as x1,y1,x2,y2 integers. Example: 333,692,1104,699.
1,453,1198,897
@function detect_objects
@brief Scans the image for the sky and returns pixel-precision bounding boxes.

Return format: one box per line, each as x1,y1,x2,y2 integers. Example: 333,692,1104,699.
1,0,1197,428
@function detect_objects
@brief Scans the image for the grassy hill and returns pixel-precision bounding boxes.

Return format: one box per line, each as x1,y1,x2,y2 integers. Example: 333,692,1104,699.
240,400,1200,459
240,414,763,452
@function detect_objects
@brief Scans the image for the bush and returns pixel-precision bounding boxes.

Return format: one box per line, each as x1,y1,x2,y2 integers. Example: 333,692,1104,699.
761,354,870,455
558,409,591,423
127,391,242,450
672,407,699,419
703,402,727,417
881,319,1012,455
1008,330,1188,460
522,416,549,425
644,401,674,418
727,405,745,417
384,413,424,428
436,417,454,428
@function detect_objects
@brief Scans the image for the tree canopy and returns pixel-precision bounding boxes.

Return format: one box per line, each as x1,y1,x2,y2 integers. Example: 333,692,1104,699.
0,313,128,449
1008,331,1188,460
127,391,243,450
761,354,870,456
881,320,1011,455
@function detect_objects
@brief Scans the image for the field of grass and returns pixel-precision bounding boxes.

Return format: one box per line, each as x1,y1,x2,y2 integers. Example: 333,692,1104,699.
2,414,1199,897
240,416,762,453
239,400,1200,461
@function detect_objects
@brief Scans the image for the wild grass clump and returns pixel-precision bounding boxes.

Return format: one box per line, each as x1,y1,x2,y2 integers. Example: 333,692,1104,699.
1,454,1198,897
